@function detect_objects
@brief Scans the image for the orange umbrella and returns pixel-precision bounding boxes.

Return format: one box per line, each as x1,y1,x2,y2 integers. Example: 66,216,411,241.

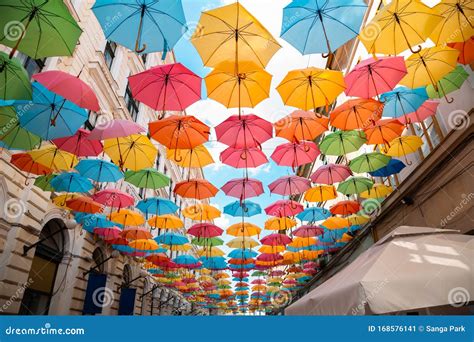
330,200,361,216
121,226,152,240
66,196,103,214
174,179,219,199
330,98,383,130
11,153,52,176
364,119,405,145
448,36,474,66
274,110,328,142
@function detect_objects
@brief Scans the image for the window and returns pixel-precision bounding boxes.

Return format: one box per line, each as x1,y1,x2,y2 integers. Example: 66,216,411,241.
92,247,106,274
104,41,117,70
124,83,139,121
84,111,98,130
16,52,46,78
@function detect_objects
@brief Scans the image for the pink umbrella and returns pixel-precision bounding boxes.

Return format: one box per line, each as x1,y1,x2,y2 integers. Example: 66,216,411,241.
344,56,407,99
251,279,266,284
269,270,285,276
304,261,318,269
293,225,325,238
128,63,201,114
92,189,135,208
221,178,264,200
215,114,273,148
32,70,100,111
88,119,146,140
283,279,297,285
257,253,283,262
310,163,352,184
93,226,122,240
265,200,304,217
397,100,439,125
270,141,320,169
260,233,292,246
220,146,268,169
303,268,317,275
268,175,311,196
52,128,103,157
188,223,223,238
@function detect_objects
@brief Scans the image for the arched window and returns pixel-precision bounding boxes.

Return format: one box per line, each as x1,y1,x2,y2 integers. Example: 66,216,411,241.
20,219,66,315
92,247,106,274
122,264,132,287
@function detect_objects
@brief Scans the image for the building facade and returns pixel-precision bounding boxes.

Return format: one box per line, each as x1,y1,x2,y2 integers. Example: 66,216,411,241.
0,0,207,316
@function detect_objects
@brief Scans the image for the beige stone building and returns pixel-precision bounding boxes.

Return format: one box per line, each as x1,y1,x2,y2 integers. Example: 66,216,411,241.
0,0,207,316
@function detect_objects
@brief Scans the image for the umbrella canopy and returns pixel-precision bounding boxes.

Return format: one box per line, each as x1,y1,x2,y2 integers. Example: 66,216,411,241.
448,36,474,65
264,217,296,230
274,110,328,143
281,0,367,55
265,200,303,217
426,65,469,99
129,63,201,112
29,146,78,171
124,168,170,189
92,189,134,208
174,179,219,199
147,214,183,230
349,152,391,173
337,177,373,195
32,70,99,111
110,209,145,226
188,223,223,238
190,2,281,68
121,227,152,240
167,145,214,168
271,141,320,168
66,196,103,214
75,159,123,183
50,172,93,193
286,226,474,315
319,130,366,156
92,0,187,54
34,174,56,191
226,222,261,237
136,197,178,216
296,207,331,222
221,178,264,200
0,52,31,100
268,175,311,196
52,129,103,157
384,136,423,158
360,184,393,199
293,225,325,238
205,61,272,109
227,237,259,249
129,239,159,251
369,159,406,177
0,0,81,59
94,226,122,241
330,99,383,130
430,0,474,45
224,200,261,217
359,0,442,55
304,185,337,202
10,153,52,176
330,200,361,216
88,119,145,140
277,67,345,111
344,56,407,99
149,115,210,150
104,134,157,171
261,233,292,246
310,163,352,184
0,106,41,150
380,87,428,119
215,114,273,148
182,204,221,221
220,146,268,169
395,100,438,125
15,82,88,140
364,119,405,145
321,217,350,230
191,237,224,247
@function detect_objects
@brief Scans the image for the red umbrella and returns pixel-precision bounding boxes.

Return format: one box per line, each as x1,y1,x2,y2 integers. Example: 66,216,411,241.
88,119,145,140
448,36,474,65
260,233,292,246
271,141,320,169
188,223,223,238
94,226,122,240
215,114,273,148
293,225,325,238
11,153,52,176
251,279,266,285
232,272,249,278
257,253,283,262
221,178,264,200
344,56,408,99
397,100,439,125
269,270,285,276
310,163,352,184
66,196,103,214
268,175,311,196
128,63,201,114
146,253,170,265
229,258,255,265
330,200,361,216
304,261,318,269
220,146,268,169
53,129,103,157
265,200,303,217
32,70,100,111
92,189,135,208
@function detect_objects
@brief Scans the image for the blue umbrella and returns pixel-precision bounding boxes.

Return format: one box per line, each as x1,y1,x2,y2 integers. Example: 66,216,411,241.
155,232,188,245
296,207,331,222
14,82,88,140
380,86,428,118
79,213,119,233
235,287,249,291
281,0,367,56
137,197,179,216
224,200,262,217
50,172,93,193
173,255,199,265
229,263,254,270
92,0,187,55
369,158,406,177
202,258,227,270
233,277,249,282
148,268,164,275
75,159,123,182
228,249,258,259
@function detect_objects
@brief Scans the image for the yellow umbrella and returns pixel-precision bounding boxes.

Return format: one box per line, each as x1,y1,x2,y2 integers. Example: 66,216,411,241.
147,214,183,230
264,217,296,230
347,214,370,225
197,247,225,257
277,67,345,111
226,237,259,249
384,136,423,158
215,272,230,279
322,216,350,229
110,209,145,226
258,245,285,254
52,193,80,208
190,2,281,68
430,0,474,45
166,145,214,168
163,243,192,252
360,183,393,199
338,233,353,243
28,145,78,171
267,277,283,283
288,237,317,248
182,204,221,220
205,61,272,108
251,285,266,292
199,275,214,282
226,222,261,237
129,239,159,250
104,134,157,171
400,46,459,90
304,185,337,202
217,279,231,286
359,0,443,55
201,268,212,275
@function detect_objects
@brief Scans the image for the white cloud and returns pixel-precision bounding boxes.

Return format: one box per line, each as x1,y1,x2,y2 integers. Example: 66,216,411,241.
248,163,272,177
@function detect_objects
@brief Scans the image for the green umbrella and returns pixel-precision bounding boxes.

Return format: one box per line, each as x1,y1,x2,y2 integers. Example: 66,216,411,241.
251,271,266,277
337,176,373,195
0,106,41,149
217,285,232,289
349,152,391,173
191,237,224,247
34,173,56,191
0,52,31,100
124,168,170,189
426,65,469,99
0,0,82,59
319,130,366,156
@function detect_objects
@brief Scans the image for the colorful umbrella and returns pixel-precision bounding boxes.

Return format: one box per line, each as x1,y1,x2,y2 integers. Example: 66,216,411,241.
92,0,187,54
268,175,311,196
174,179,219,200
75,159,123,183
310,163,352,184
34,174,56,191
369,158,406,177
52,129,103,157
191,237,224,247
430,0,473,45
110,209,145,226
260,234,292,246
330,98,383,130
50,172,93,193
226,223,261,237
188,223,223,238
293,225,325,238
121,226,152,240
448,36,474,65
88,119,145,140
28,146,78,171
321,217,350,229
10,153,52,176
215,114,273,148
330,200,361,216
344,56,408,99
0,0,81,58
92,189,134,208
66,196,103,214
227,237,259,249
265,200,303,217
380,87,428,119
360,183,393,199
136,197,178,216
271,141,320,168
147,214,183,230
296,207,331,222
167,145,214,168
264,217,296,230
221,178,264,200
129,63,201,113
337,176,373,195
0,52,31,100
426,65,469,100
364,118,405,145
220,146,268,169
124,168,170,189
397,100,439,125
319,130,366,156
104,134,157,171
304,185,337,202
274,110,328,142
182,204,221,221
384,136,423,160
94,226,122,241
190,2,281,68
349,152,391,173
0,106,41,150
224,200,261,217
